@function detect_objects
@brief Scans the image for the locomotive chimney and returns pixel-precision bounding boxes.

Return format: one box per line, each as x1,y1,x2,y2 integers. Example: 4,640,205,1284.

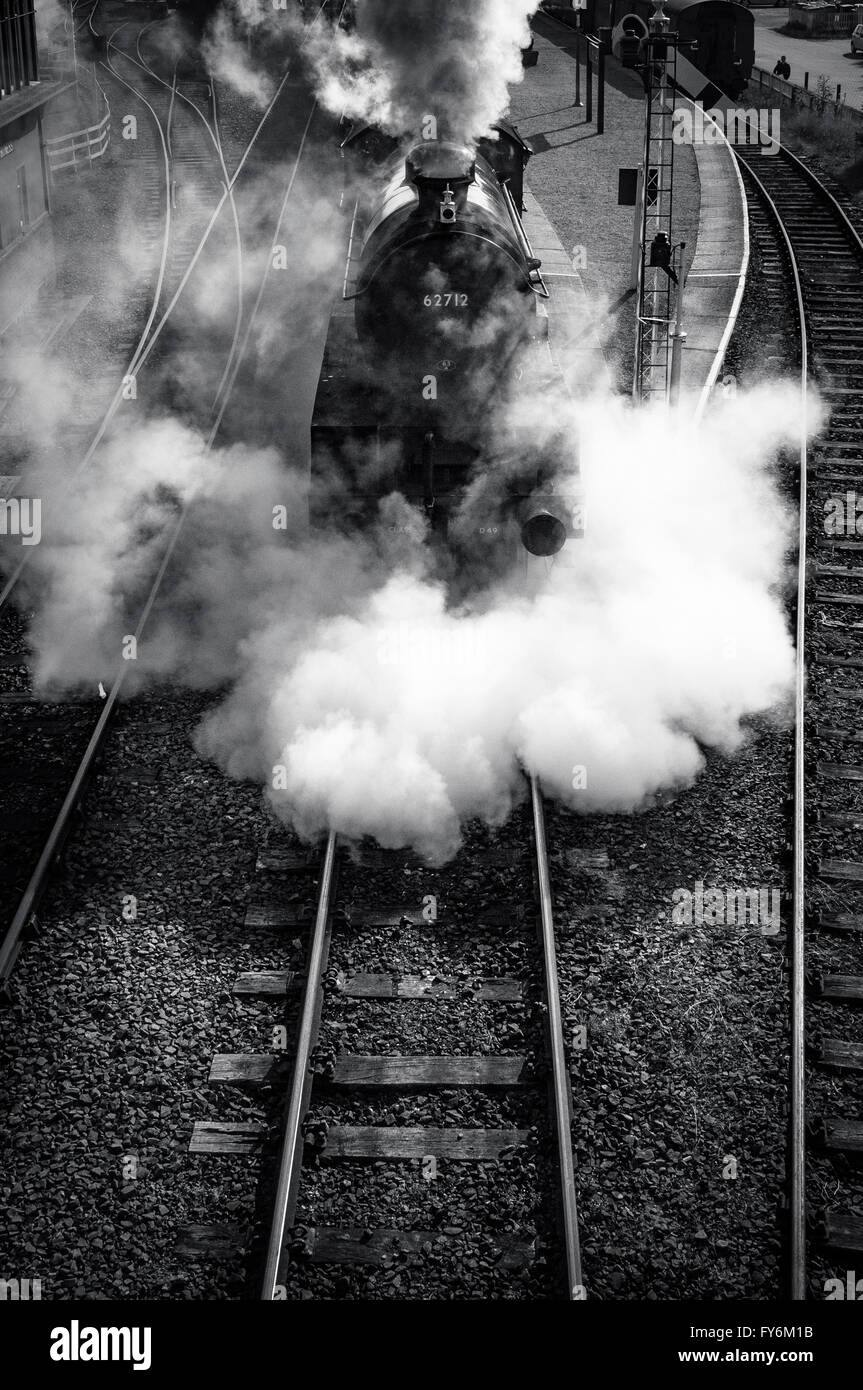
405,142,476,223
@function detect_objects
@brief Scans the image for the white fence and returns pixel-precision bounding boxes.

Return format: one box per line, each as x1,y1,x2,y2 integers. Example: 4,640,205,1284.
45,105,110,174
751,63,863,128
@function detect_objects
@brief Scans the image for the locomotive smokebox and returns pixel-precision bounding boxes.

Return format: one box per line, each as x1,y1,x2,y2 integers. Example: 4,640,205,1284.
353,137,541,378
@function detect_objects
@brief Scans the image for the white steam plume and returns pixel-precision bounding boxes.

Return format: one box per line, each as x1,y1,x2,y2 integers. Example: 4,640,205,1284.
11,358,813,864
306,0,539,143
201,8,276,108
193,382,811,863
1,24,814,866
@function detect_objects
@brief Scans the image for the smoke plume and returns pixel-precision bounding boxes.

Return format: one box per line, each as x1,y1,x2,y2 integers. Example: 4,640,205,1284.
0,0,815,865
191,382,807,862
306,0,539,143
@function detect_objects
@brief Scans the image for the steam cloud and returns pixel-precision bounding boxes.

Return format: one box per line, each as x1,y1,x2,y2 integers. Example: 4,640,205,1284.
305,0,539,143
192,384,806,862
1,0,814,865
8,338,809,864
202,8,276,108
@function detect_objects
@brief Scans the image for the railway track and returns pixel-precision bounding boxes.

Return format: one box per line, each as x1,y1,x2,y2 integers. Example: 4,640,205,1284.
0,10,340,994
188,780,583,1299
0,15,241,992
736,141,863,1300
102,16,240,371
0,5,239,599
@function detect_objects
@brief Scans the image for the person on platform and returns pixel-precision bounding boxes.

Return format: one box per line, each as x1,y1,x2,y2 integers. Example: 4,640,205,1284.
773,56,791,78
648,232,679,286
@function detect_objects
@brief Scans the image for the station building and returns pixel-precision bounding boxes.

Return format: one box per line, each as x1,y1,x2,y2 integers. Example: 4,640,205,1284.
0,0,72,333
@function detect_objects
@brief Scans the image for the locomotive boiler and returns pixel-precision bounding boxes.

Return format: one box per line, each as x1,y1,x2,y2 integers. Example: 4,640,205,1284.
310,121,580,567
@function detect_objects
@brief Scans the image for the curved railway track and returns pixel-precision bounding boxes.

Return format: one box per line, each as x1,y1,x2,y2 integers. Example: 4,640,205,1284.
102,20,240,384
735,140,863,1301
0,14,242,991
0,7,340,992
188,780,583,1300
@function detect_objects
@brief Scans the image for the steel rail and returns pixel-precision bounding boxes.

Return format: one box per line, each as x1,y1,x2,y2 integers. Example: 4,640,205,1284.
0,411,207,986
774,143,863,260
0,696,117,986
733,149,808,1301
261,831,338,1300
0,68,325,986
0,48,304,614
0,22,175,615
207,79,246,412
102,25,174,380
120,28,245,412
209,98,319,442
260,778,584,1299
529,775,583,1298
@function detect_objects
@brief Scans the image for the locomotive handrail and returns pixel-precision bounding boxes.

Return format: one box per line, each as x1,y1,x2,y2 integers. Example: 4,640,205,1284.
501,181,550,299
341,196,360,300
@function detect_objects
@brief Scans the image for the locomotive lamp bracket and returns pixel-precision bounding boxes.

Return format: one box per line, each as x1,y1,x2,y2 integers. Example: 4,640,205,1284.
439,185,457,224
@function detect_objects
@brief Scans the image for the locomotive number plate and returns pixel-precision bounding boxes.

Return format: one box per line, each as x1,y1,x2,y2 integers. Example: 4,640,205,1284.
422,293,469,308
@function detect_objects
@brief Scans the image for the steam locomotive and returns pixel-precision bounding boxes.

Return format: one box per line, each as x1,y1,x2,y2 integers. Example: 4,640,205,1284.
310,121,580,570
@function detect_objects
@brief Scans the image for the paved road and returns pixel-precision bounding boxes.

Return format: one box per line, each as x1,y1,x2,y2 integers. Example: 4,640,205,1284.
752,9,863,107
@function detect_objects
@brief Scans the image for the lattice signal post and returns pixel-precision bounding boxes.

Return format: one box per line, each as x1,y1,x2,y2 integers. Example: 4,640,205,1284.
624,0,686,405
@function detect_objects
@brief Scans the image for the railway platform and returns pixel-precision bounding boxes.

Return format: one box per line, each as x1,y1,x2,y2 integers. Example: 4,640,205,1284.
514,10,748,407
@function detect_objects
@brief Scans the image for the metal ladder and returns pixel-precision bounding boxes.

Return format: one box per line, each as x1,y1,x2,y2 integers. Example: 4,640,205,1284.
634,36,678,404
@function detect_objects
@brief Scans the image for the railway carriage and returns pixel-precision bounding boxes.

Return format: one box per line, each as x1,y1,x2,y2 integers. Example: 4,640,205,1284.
543,0,754,99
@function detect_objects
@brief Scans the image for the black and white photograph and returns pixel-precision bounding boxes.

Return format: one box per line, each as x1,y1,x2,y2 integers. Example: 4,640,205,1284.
0,0,862,1351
